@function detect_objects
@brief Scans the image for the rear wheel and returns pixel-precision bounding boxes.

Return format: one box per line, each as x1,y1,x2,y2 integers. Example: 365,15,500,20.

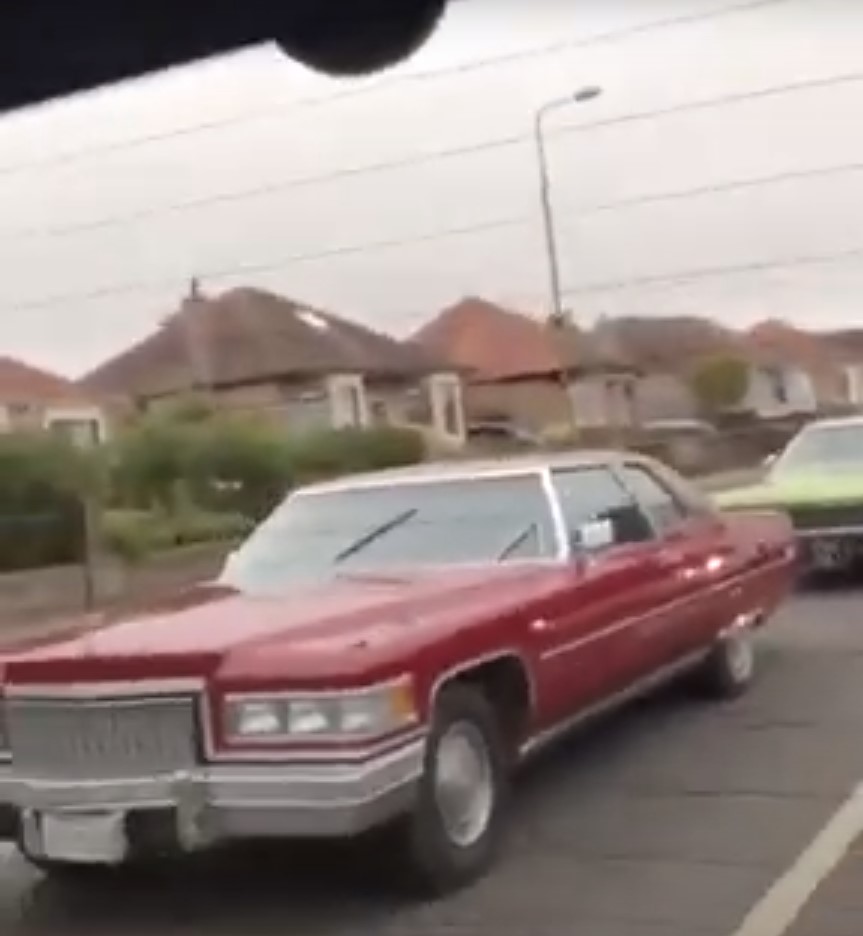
696,618,757,699
398,684,508,895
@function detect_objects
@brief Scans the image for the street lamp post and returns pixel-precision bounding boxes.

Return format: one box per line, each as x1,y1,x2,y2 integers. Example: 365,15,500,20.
534,85,602,434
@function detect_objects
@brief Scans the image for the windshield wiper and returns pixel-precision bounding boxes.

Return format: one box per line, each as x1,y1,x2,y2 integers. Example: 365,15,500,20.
333,509,419,564
497,523,538,561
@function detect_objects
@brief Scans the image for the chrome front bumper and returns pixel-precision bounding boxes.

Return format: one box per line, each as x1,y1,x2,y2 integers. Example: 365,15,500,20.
0,739,425,851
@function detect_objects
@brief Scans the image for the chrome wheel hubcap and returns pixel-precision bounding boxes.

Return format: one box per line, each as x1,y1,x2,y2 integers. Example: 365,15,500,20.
725,627,754,683
434,722,494,848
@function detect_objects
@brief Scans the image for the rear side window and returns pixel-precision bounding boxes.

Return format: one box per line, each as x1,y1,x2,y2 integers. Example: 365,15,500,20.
618,465,689,534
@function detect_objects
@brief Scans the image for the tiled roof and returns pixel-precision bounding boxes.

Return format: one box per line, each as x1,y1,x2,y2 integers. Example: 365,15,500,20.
81,287,448,399
411,297,633,382
0,357,92,404
746,320,842,373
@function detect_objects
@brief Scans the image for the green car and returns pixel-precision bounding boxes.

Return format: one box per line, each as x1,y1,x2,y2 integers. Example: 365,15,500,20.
715,416,863,574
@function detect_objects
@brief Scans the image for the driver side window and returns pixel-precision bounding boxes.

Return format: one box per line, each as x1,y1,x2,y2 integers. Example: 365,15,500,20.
551,467,654,554
618,464,690,535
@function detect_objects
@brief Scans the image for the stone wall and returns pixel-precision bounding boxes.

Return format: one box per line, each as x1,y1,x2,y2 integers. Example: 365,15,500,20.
0,543,230,633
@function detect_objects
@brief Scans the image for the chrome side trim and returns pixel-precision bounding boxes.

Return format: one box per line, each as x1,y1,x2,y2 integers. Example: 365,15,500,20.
539,553,788,663
541,616,637,662
520,648,708,760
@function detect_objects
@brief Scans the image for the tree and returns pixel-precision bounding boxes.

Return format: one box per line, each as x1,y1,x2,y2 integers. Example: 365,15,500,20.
690,354,749,414
0,432,101,570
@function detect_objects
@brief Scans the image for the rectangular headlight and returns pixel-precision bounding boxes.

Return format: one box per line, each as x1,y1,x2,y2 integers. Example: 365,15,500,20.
224,677,417,743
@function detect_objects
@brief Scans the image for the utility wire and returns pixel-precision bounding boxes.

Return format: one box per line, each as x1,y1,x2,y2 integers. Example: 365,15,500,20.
4,67,863,246
5,155,863,315
0,0,793,178
564,246,863,296
9,238,863,316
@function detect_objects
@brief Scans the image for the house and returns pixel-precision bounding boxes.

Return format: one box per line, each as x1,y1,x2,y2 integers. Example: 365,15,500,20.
744,320,863,415
820,328,863,405
80,286,467,445
596,316,739,421
0,357,107,445
600,316,862,421
412,297,639,434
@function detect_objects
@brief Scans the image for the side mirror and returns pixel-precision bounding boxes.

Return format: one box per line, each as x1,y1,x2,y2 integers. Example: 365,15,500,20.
572,518,615,553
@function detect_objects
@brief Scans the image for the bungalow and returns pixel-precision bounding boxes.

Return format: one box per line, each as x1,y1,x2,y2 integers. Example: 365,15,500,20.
0,357,106,445
81,286,467,446
412,297,639,435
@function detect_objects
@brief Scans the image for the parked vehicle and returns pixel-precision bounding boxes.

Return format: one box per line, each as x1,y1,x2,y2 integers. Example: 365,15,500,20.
466,420,543,449
715,416,863,574
0,452,796,893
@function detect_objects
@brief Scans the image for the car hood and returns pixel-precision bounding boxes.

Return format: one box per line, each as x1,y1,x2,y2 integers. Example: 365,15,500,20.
1,563,564,687
714,470,863,510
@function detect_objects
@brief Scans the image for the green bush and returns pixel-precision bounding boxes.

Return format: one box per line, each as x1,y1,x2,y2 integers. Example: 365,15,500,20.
101,507,252,564
104,406,427,562
109,403,293,520
286,426,425,484
0,432,99,571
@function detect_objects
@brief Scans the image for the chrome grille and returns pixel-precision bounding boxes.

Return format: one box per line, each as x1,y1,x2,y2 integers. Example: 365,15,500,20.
7,696,198,780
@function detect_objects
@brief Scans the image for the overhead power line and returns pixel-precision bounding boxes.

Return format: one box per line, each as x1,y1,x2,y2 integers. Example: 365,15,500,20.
564,246,863,296
5,156,863,314
0,0,793,179
3,66,863,247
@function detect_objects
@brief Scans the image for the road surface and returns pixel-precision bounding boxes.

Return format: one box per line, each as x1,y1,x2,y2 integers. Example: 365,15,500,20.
1,586,863,936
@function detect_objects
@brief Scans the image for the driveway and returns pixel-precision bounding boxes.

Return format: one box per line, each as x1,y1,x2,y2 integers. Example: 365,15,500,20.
1,587,862,936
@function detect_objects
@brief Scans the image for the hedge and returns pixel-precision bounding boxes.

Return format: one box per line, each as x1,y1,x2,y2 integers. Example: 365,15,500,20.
0,414,427,571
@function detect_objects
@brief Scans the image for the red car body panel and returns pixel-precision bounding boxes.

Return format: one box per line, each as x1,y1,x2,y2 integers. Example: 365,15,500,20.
1,512,795,761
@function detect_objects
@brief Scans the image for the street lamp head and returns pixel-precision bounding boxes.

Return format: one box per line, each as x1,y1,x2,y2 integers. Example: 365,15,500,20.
573,85,602,104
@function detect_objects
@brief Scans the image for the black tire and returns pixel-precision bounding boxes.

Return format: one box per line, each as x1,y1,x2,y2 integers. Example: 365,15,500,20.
696,623,757,699
398,684,509,896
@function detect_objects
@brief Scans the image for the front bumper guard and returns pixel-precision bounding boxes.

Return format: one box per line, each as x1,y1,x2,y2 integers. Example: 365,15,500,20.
0,738,425,851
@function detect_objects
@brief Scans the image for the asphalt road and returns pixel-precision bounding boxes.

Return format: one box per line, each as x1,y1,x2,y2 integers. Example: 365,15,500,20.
2,587,863,936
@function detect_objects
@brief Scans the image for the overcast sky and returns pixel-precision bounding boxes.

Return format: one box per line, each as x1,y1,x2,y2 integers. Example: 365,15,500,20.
0,0,861,377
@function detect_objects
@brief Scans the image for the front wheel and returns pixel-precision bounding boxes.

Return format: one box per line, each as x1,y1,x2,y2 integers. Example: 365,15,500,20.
696,619,757,699
397,684,508,895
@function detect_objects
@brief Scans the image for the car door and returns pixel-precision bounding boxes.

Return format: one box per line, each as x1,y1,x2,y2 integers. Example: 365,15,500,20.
533,466,687,725
615,462,737,663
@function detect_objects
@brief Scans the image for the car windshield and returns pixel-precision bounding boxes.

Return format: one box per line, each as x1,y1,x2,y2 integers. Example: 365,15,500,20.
220,472,558,594
772,424,863,477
